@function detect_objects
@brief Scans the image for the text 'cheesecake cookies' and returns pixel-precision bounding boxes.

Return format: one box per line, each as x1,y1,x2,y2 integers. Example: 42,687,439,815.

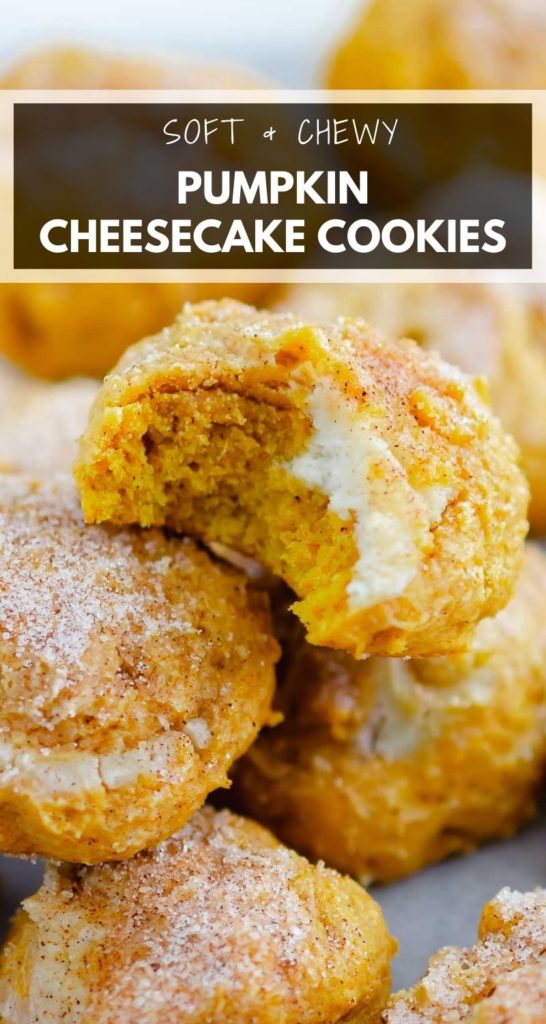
76,299,528,659
385,887,546,1023
233,545,546,883
0,474,278,863
0,808,397,1024
276,283,546,533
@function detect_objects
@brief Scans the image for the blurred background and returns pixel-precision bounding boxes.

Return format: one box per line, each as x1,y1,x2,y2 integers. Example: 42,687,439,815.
0,0,363,86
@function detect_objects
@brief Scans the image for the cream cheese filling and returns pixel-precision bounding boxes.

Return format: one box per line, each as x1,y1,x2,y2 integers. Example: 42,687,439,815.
355,658,498,761
0,718,211,797
287,378,448,612
0,876,102,1024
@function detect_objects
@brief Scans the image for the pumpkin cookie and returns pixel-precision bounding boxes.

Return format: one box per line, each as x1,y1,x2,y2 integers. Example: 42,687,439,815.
233,545,546,883
0,807,396,1024
327,0,546,90
0,45,269,380
385,887,546,1023
0,283,191,381
277,283,546,533
0,474,278,863
76,299,528,659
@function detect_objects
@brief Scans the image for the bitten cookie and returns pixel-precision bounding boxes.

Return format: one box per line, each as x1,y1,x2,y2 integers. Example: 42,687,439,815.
276,283,546,533
0,474,278,863
76,299,528,659
0,808,396,1024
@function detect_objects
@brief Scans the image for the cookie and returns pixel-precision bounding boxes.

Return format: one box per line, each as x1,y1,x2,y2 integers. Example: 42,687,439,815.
327,0,546,90
233,545,546,883
276,283,546,532
76,299,528,658
0,807,396,1024
0,474,278,862
385,887,546,1023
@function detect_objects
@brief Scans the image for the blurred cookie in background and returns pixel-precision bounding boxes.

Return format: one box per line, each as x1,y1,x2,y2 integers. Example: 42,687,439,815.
2,42,270,89
276,283,546,532
0,45,272,380
233,544,546,884
327,0,546,90
0,283,190,381
0,369,97,475
0,807,397,1024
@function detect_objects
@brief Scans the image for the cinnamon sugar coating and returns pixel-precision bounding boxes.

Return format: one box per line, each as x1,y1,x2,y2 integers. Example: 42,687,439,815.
0,475,278,862
385,888,546,1023
276,283,546,533
76,299,528,659
233,545,546,883
0,373,97,475
0,808,396,1024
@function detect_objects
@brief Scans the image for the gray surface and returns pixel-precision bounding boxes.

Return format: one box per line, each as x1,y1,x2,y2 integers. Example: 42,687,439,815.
373,817,546,990
0,856,43,939
0,819,544,991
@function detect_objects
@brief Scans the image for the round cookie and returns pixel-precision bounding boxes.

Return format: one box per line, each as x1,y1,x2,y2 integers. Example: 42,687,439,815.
75,298,528,659
233,545,546,884
276,283,546,533
0,807,397,1024
0,374,98,475
0,45,269,380
0,474,278,863
327,0,546,90
385,887,546,1023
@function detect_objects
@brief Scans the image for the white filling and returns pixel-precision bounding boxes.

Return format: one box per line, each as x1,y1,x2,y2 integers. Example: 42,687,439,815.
419,484,455,526
0,881,102,1024
0,731,198,797
356,661,428,760
356,659,497,761
182,717,212,750
287,379,440,611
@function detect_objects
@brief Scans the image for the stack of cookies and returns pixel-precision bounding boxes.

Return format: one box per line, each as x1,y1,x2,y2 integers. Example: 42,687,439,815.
0,298,542,1021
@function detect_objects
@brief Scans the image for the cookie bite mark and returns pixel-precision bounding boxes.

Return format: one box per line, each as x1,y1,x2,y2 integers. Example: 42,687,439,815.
76,299,528,658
